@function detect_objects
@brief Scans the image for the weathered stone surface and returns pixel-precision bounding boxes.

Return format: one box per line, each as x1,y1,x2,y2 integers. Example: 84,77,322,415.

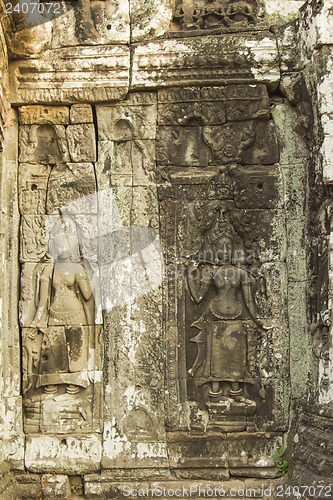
20,216,52,262
2,2,331,488
18,106,70,126
158,86,226,126
51,0,130,48
19,125,70,164
171,0,264,31
15,472,42,500
9,46,130,105
18,164,52,215
265,0,305,24
157,120,278,166
0,463,19,500
41,474,71,499
66,124,97,162
96,140,156,187
25,435,102,473
224,84,270,121
46,163,98,214
132,33,280,90
96,93,157,141
299,0,333,58
130,0,173,41
70,104,94,124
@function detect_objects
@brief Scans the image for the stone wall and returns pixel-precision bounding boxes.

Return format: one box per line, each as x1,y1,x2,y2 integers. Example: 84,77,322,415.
0,0,332,498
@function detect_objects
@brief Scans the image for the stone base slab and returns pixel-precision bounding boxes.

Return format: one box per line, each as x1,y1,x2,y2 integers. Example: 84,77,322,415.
84,476,286,499
25,434,102,474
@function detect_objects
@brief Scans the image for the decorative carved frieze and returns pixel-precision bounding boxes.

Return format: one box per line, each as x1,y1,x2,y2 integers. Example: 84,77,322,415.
172,0,259,31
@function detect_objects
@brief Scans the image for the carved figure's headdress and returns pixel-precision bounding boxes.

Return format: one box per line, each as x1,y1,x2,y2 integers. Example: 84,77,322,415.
47,215,81,262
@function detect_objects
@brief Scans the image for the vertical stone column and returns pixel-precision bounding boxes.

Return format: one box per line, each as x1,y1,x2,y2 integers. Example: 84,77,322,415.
0,16,25,473
17,105,103,473
96,93,167,470
292,0,333,484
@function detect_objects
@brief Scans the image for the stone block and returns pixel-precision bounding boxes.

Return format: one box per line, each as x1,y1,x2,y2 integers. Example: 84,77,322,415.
46,163,97,214
18,106,70,125
232,165,281,209
70,104,94,124
41,474,71,499
158,87,226,126
18,164,51,215
96,93,157,141
299,0,333,55
20,216,53,262
130,0,172,42
157,120,279,166
9,46,130,104
132,33,280,90
51,0,130,48
66,124,97,162
225,84,270,122
19,125,70,164
25,435,102,474
96,139,156,187
15,472,42,500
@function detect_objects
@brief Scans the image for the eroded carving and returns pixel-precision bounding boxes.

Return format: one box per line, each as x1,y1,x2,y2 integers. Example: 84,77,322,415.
19,124,69,164
186,206,269,431
18,105,102,436
173,0,258,31
46,163,97,214
157,86,278,167
21,217,101,434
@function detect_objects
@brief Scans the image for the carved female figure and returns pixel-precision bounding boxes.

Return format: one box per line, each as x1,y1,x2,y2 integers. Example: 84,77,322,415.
201,0,226,28
32,218,97,395
188,232,267,402
225,0,255,25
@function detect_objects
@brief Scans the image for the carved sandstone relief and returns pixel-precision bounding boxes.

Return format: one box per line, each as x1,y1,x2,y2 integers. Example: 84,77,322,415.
186,207,268,431
172,0,260,31
96,94,167,468
18,106,102,435
158,85,288,436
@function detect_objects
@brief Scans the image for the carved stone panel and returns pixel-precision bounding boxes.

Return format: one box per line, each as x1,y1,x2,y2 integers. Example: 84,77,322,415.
171,0,261,31
157,85,278,167
19,124,70,164
157,84,288,443
66,124,97,162
46,163,98,214
18,106,103,441
18,164,51,215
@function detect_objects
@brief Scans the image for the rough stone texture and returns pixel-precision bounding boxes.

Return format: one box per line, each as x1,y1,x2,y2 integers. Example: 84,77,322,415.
0,0,333,496
41,474,71,499
18,106,70,126
96,94,167,471
25,435,102,474
132,33,280,91
70,104,94,125
9,46,130,105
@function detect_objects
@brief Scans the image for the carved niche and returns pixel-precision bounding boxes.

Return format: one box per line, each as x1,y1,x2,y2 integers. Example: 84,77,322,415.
172,0,260,31
18,107,103,435
158,86,288,435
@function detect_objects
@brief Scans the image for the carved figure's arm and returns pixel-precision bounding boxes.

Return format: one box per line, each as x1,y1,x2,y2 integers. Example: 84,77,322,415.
77,272,94,301
187,264,212,303
241,273,272,330
33,267,52,325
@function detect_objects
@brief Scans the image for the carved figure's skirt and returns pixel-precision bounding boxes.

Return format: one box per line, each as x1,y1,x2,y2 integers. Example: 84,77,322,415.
36,327,89,388
191,320,248,381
